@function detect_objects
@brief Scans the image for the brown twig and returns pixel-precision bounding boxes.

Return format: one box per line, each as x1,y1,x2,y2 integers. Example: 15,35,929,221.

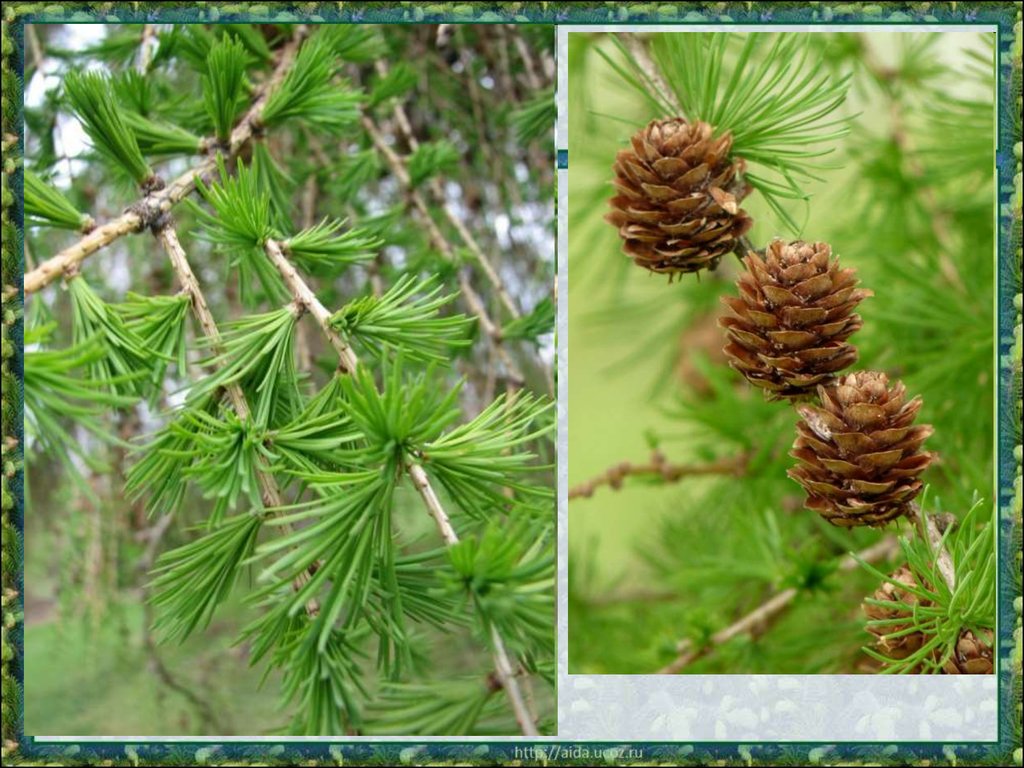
569,450,748,501
24,27,310,295
657,536,901,674
264,238,358,373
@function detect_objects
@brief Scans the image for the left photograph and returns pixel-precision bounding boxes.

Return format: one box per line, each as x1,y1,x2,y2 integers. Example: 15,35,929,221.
22,23,555,736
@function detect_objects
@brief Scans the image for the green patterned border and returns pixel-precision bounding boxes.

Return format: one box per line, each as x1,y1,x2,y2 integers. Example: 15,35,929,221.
1,2,1021,766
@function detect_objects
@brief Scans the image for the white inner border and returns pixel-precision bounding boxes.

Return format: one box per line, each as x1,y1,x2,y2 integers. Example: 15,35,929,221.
555,23,998,743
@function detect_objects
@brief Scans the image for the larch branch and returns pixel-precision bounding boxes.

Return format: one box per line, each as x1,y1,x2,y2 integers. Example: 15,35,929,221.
154,222,318,617
360,114,527,388
24,26,310,295
264,238,539,735
408,463,538,736
369,83,555,395
263,238,358,373
407,462,458,546
372,68,521,321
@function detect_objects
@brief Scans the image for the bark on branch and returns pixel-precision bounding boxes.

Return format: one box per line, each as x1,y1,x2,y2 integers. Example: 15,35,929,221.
24,27,310,295
263,238,358,373
569,450,748,501
155,223,318,617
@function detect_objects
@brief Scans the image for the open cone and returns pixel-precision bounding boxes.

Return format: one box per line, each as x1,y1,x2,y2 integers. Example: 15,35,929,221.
720,239,869,399
788,371,934,527
606,118,752,277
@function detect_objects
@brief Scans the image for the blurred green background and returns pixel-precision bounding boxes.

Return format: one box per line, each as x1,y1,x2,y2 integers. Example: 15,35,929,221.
567,31,996,674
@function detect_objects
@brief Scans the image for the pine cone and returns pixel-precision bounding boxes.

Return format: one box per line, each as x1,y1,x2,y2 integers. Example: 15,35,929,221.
720,239,869,399
788,371,934,527
863,565,930,661
942,629,994,674
606,118,752,277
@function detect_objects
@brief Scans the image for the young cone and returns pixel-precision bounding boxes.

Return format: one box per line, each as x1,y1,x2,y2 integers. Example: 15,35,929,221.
720,239,870,399
606,118,752,277
788,371,934,527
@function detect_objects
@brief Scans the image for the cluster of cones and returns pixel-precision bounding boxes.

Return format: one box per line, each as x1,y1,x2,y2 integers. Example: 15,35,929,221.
608,117,934,530
607,116,991,675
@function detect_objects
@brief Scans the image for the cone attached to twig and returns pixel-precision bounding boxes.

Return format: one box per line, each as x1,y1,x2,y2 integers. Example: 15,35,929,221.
606,118,752,277
788,371,934,527
720,239,869,399
862,565,930,661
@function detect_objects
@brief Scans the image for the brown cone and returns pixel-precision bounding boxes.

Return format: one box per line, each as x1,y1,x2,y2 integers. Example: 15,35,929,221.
606,118,752,276
863,565,930,661
942,629,994,674
788,371,934,527
720,239,870,399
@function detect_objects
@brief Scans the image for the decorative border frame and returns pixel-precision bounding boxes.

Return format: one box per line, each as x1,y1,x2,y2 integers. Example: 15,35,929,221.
0,2,1020,766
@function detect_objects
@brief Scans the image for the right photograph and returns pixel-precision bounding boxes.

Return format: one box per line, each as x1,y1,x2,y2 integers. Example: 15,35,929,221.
567,31,997,675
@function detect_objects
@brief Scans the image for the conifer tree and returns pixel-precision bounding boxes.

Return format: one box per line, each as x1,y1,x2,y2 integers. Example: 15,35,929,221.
568,31,1001,676
21,23,554,735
